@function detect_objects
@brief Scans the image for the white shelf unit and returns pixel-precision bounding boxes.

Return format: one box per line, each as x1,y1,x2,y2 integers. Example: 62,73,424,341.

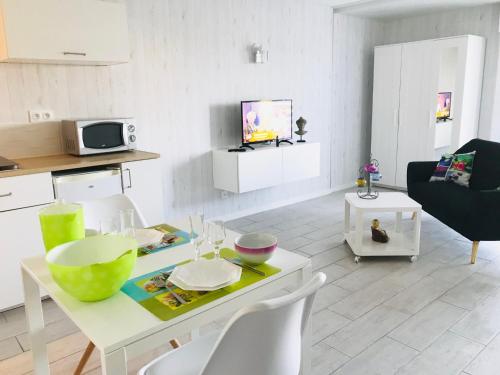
344,192,422,263
0,0,130,65
370,35,485,189
344,231,418,258
212,143,320,193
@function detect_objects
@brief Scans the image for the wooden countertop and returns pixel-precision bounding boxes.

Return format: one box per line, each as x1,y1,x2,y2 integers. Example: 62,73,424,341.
0,150,160,178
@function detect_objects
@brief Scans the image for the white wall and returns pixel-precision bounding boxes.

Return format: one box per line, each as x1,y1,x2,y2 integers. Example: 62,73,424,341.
380,3,500,141
0,0,337,219
331,13,385,187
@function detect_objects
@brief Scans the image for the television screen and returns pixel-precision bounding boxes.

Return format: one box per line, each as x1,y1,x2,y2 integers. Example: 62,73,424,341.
436,92,452,120
241,99,292,144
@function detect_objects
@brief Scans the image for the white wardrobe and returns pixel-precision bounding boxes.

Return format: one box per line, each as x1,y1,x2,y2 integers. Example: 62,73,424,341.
371,35,485,189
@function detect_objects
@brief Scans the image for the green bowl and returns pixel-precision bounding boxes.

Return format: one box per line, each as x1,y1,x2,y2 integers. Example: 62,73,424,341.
46,235,138,302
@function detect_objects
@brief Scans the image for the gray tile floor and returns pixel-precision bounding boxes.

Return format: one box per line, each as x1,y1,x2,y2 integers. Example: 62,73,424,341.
1,189,500,374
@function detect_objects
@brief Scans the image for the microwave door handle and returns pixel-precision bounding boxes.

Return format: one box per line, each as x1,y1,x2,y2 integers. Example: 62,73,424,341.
77,127,85,149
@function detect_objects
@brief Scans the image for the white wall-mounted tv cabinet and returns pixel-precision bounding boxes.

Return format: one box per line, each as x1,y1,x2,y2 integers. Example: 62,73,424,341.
370,35,485,189
213,143,320,193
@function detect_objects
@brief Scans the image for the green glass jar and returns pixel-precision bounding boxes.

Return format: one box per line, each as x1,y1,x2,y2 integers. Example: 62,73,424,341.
39,200,85,253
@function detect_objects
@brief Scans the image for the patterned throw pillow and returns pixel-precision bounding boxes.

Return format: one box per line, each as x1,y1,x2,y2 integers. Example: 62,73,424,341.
445,151,476,187
430,154,454,182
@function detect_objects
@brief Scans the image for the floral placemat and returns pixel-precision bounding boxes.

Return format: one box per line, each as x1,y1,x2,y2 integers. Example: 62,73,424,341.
137,224,191,257
121,248,281,321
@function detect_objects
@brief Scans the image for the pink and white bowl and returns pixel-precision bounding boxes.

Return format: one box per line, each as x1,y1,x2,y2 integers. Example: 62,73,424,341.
234,233,277,265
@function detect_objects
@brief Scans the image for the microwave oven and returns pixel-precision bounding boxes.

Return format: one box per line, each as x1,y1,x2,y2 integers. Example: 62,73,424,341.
62,118,137,156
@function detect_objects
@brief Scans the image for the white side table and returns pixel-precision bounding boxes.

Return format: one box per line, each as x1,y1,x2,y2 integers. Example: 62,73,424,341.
344,192,422,263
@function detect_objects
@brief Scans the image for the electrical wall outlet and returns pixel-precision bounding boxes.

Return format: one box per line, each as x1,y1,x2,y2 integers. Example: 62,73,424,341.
28,111,41,122
41,110,54,121
29,110,54,123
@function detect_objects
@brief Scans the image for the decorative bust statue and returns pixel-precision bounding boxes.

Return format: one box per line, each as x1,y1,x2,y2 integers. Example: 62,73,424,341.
295,117,307,143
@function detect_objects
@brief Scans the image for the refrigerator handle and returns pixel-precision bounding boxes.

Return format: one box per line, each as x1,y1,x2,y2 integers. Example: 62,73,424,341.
123,168,132,190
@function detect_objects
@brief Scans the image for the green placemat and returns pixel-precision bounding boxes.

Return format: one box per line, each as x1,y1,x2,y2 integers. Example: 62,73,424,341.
121,248,281,321
137,224,191,257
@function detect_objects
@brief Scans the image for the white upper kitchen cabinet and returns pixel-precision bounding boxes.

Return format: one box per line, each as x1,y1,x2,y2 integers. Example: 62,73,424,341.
0,0,130,65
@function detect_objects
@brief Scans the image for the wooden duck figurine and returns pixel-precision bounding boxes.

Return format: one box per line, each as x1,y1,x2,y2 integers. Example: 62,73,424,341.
371,219,389,243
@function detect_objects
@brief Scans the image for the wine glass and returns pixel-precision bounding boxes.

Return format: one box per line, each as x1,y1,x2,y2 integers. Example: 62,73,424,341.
99,216,119,235
189,214,205,261
207,221,226,260
120,209,135,237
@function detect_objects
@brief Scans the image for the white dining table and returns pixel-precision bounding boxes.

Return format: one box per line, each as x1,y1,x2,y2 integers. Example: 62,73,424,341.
21,220,313,374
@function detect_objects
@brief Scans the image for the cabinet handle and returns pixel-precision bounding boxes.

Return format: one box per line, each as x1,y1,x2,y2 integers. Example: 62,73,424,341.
123,168,132,189
0,192,12,198
63,51,87,57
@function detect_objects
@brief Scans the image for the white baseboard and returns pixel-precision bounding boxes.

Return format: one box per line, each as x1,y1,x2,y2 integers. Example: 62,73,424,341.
212,183,353,222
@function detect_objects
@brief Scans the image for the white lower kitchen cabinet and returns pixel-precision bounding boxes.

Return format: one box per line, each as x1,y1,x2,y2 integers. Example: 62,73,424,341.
121,158,165,226
0,205,49,310
0,154,162,311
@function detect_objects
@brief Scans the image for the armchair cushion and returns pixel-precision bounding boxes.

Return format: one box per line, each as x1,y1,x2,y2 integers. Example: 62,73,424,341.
445,151,476,188
429,154,454,182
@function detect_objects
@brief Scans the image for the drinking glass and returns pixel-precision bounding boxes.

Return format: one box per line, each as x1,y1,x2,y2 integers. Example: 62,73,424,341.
120,209,136,237
189,214,205,261
99,216,119,235
207,220,226,260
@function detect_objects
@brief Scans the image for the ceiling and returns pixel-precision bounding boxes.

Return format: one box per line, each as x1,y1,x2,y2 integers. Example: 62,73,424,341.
316,0,500,19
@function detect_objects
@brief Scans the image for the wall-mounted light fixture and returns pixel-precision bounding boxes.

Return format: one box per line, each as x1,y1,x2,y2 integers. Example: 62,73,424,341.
253,44,268,64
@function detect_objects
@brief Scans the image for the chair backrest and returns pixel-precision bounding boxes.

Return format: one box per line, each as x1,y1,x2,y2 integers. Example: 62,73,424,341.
79,194,147,231
200,272,326,375
455,138,500,191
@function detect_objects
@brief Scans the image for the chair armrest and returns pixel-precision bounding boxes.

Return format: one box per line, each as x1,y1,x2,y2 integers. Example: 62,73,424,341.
477,190,500,210
473,190,500,229
407,161,437,185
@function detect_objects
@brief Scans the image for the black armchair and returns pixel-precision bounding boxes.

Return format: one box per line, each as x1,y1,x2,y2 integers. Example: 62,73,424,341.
407,138,500,264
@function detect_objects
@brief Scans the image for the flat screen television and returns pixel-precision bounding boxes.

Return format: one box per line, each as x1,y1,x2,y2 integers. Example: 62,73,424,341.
436,92,452,120
241,99,293,144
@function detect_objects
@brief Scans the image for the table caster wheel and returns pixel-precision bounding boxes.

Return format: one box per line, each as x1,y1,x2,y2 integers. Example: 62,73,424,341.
410,256,417,263
354,256,361,264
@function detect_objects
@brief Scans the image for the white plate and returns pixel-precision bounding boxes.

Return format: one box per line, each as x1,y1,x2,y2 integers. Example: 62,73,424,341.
168,258,241,291
134,228,165,248
168,275,239,291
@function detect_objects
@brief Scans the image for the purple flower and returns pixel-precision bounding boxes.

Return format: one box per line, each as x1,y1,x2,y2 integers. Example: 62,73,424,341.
364,163,378,173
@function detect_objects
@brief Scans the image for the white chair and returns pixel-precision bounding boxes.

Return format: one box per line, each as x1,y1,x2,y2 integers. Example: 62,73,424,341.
138,272,326,375
74,194,179,375
80,193,148,231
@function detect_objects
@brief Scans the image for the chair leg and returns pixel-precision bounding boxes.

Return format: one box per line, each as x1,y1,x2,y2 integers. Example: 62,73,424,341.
471,241,480,264
74,341,95,375
169,339,181,349
74,338,179,374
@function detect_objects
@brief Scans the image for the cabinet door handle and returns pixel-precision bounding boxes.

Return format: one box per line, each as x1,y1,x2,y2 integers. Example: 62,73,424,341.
124,168,132,189
63,51,87,57
0,192,12,198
